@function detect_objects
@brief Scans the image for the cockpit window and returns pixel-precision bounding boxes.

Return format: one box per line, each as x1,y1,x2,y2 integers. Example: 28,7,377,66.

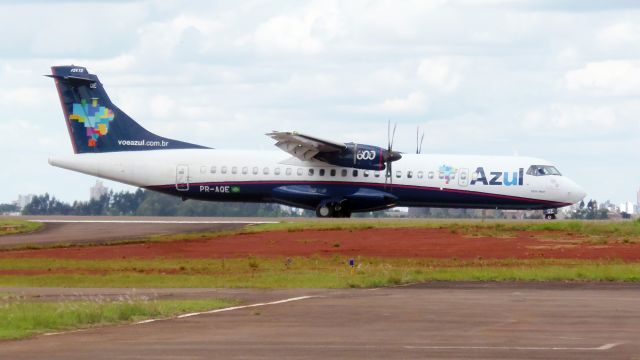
526,165,561,176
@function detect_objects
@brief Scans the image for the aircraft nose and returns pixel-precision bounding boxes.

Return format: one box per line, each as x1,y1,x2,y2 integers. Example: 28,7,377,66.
566,179,586,204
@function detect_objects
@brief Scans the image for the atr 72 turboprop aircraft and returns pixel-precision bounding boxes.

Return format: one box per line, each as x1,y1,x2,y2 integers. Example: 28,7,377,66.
47,66,585,219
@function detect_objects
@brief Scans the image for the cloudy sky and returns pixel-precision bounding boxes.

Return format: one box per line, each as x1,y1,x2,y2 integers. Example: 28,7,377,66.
0,0,639,205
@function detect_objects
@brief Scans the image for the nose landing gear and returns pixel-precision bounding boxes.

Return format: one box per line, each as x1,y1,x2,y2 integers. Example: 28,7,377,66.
543,208,557,220
316,200,351,218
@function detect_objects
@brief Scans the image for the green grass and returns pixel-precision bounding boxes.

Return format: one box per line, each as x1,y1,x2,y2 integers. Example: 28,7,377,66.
4,219,639,251
249,219,640,236
242,219,640,244
0,297,236,340
0,219,43,236
0,257,639,288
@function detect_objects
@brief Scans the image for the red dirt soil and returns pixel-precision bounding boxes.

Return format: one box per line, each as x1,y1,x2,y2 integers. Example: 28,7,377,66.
1,228,640,261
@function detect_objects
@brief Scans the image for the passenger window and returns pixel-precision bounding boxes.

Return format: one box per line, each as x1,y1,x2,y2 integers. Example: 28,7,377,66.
231,166,237,174
363,170,369,177
210,166,216,174
252,167,258,175
200,166,207,174
274,167,281,175
341,169,347,177
242,167,248,175
352,170,358,177
297,168,303,176
221,166,228,174
263,167,269,175
308,168,314,176
417,171,424,179
286,168,292,176
396,170,402,178
438,171,444,179
374,172,380,178
319,169,325,176
330,169,336,176
407,170,413,179
428,171,434,179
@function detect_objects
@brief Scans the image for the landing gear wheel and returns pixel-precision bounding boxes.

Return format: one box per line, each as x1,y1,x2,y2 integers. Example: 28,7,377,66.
544,214,556,220
333,208,351,218
316,204,334,218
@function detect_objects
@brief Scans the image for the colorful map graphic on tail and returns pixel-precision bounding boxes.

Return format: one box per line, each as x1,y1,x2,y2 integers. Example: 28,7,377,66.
69,99,115,147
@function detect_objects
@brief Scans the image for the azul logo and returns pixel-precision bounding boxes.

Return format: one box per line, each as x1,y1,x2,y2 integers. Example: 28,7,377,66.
470,167,524,186
439,165,457,185
69,99,115,147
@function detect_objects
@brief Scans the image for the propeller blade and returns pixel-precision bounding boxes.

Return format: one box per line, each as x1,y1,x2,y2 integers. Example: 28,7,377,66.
387,120,391,150
390,123,397,150
353,143,357,165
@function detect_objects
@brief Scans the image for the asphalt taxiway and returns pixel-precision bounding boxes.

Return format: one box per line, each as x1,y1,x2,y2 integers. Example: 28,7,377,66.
1,283,639,360
0,216,277,247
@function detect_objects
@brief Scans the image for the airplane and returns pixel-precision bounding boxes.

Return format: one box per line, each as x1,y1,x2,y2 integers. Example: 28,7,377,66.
47,65,586,219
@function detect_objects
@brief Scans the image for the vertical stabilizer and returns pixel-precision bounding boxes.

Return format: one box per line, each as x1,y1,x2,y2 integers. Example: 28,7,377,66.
48,65,208,153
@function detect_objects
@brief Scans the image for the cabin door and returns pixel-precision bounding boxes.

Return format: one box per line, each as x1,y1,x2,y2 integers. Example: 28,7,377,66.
176,165,189,191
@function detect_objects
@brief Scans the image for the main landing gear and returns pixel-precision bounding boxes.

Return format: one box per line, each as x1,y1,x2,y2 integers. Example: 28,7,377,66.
316,201,352,218
543,208,557,220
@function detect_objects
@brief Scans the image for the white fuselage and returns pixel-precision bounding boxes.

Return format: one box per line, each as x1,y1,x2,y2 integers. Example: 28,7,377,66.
49,149,585,211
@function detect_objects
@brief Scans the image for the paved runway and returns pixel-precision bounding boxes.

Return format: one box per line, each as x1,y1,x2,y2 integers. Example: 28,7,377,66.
0,216,278,247
1,282,639,360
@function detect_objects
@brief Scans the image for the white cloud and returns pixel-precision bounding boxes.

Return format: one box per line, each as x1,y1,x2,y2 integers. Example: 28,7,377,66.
522,104,618,132
0,87,51,107
368,91,429,114
597,22,640,48
253,4,345,55
417,57,464,94
149,95,176,119
565,60,640,96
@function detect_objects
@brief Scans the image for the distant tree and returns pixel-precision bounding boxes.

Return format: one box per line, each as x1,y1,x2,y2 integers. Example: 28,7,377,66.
108,189,145,215
0,203,18,214
22,193,72,215
135,190,181,216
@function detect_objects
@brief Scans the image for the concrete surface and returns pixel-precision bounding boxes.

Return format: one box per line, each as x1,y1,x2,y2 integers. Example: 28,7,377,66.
1,282,639,360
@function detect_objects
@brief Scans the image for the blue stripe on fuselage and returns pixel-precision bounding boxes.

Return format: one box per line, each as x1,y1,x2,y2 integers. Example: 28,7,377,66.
147,180,569,212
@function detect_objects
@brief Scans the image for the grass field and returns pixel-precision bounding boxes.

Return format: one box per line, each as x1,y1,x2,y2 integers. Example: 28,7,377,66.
0,295,236,340
0,219,42,236
248,218,640,238
5,219,639,251
0,257,638,288
1,219,639,288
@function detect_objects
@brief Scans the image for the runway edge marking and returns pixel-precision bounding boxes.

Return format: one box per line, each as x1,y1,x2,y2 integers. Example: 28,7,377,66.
136,295,316,324
43,296,316,337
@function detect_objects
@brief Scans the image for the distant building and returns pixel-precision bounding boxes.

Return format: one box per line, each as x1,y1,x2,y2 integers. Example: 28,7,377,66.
15,194,35,210
90,180,108,201
619,201,635,215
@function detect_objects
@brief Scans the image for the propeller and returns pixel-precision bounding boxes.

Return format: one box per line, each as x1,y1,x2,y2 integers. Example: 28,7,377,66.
384,120,402,188
416,126,424,154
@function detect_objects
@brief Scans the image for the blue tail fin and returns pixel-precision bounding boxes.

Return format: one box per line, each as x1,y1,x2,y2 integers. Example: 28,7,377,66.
48,65,208,154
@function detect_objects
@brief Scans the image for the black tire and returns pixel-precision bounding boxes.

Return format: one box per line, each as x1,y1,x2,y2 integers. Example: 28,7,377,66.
316,204,334,218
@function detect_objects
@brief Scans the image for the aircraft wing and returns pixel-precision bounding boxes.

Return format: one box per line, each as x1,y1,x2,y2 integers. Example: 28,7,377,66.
267,131,346,161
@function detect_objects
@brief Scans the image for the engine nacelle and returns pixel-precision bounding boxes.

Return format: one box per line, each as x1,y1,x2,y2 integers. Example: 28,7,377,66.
314,143,401,171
